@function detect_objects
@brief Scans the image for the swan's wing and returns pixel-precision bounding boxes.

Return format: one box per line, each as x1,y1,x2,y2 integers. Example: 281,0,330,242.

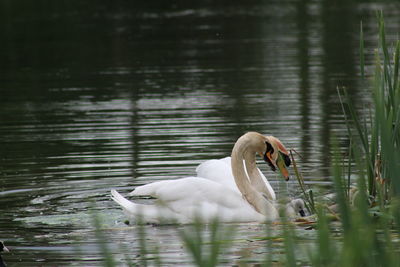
196,157,276,200
130,177,238,207
128,177,265,222
195,157,238,192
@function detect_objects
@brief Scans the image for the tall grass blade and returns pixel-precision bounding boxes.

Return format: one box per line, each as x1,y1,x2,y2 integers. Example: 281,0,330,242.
393,41,400,91
179,218,235,267
338,87,376,196
282,220,296,267
360,21,365,79
331,138,351,233
312,207,336,266
290,150,315,214
91,211,117,267
137,217,149,267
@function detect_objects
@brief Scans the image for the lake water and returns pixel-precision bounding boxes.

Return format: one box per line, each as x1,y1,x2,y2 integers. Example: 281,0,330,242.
1,1,399,266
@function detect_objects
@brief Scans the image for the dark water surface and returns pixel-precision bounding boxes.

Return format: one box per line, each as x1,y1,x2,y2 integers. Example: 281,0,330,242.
1,1,400,266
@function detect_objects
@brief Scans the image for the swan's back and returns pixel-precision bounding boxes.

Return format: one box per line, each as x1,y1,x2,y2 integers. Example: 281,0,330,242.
196,157,238,192
196,157,276,200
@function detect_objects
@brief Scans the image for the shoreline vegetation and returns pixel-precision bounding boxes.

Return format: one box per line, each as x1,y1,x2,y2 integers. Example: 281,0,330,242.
94,13,400,266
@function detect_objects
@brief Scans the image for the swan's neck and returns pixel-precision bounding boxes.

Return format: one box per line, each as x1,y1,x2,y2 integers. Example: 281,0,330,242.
231,134,276,217
244,157,275,200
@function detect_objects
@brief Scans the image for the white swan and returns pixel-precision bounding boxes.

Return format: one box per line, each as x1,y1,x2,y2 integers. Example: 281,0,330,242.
0,241,9,267
111,132,293,223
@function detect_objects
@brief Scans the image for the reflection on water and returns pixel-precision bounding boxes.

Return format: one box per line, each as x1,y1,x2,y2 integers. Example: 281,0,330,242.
1,1,400,265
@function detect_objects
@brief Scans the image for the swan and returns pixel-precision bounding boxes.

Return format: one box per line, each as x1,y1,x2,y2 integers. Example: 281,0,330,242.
111,132,293,224
286,199,306,218
0,241,9,267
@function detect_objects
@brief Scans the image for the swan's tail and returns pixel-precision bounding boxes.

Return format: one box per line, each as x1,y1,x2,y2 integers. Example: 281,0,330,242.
111,189,136,211
111,189,180,224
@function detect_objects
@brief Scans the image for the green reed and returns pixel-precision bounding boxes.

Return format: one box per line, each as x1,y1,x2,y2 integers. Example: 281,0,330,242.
313,11,400,267
290,149,316,214
91,210,117,267
339,11,400,201
179,218,235,267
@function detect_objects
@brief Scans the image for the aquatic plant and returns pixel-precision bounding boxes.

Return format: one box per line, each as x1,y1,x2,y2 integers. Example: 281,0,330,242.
179,218,235,267
290,149,316,215
311,11,400,266
339,11,400,203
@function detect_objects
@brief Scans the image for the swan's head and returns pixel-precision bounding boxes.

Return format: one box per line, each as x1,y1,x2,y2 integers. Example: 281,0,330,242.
288,199,306,217
0,241,9,253
237,132,291,180
263,136,291,181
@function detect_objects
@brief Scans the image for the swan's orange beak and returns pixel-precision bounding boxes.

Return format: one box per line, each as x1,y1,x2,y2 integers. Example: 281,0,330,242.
277,154,290,181
263,150,289,181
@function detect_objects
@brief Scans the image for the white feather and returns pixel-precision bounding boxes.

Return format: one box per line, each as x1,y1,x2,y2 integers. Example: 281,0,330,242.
196,157,276,200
